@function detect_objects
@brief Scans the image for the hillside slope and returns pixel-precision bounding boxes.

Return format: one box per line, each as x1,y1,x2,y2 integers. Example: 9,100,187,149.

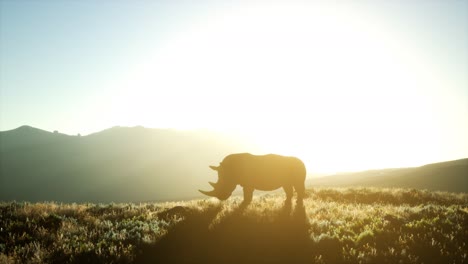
0,126,252,202
1,187,467,264
311,158,468,193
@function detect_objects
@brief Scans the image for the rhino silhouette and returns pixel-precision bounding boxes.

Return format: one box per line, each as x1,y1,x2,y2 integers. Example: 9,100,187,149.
199,153,306,204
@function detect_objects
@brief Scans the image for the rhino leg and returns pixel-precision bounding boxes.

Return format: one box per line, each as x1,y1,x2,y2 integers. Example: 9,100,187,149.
242,187,254,204
294,182,305,205
283,185,293,204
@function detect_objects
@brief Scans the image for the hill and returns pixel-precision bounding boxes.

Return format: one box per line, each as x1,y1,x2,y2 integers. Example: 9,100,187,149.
310,158,468,193
0,125,253,202
1,187,467,263
2,125,467,203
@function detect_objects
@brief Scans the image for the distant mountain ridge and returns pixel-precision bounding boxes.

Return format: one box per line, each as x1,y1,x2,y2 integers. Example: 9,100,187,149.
1,125,467,203
0,125,253,202
310,158,468,193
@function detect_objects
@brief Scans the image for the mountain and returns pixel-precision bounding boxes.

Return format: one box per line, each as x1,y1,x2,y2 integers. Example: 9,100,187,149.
2,125,466,203
310,158,468,193
0,125,254,202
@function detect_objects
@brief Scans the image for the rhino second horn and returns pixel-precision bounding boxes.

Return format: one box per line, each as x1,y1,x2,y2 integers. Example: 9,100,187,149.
199,189,217,197
209,181,217,188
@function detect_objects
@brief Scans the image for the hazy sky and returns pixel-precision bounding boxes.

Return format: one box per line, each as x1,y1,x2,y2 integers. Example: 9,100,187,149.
1,0,467,172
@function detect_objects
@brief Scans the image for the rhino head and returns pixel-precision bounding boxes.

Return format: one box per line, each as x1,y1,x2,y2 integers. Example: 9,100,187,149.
199,164,237,200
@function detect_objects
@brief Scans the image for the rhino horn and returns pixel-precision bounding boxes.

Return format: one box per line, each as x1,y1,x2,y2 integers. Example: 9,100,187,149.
209,165,219,171
199,189,218,197
209,181,218,188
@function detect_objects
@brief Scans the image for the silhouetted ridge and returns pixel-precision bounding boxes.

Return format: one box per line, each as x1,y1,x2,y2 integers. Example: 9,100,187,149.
7,125,50,135
0,125,251,202
312,158,468,193
0,125,72,153
420,158,468,169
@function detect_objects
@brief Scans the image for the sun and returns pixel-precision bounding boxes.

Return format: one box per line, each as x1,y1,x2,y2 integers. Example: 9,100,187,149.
109,2,445,173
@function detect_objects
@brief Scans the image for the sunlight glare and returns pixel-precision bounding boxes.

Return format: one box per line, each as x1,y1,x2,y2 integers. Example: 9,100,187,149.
108,2,454,172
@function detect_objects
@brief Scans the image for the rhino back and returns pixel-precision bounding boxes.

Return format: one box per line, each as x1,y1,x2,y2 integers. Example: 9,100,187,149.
222,153,306,189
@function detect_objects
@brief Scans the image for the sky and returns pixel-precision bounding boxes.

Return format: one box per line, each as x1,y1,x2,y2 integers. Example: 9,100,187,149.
1,0,467,173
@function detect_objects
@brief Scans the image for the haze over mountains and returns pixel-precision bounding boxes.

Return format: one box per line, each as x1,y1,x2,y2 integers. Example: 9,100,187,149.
0,125,253,202
1,125,467,203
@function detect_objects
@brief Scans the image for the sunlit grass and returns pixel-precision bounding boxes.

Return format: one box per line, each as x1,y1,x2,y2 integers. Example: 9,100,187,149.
1,187,467,263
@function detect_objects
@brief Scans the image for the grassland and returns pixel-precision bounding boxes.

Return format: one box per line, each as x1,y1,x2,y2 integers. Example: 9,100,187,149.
1,187,467,263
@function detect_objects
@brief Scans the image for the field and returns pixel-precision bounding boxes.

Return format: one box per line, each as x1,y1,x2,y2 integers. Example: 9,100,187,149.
1,187,467,264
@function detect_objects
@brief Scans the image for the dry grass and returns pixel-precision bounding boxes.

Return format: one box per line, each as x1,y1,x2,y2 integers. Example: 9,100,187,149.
1,187,467,263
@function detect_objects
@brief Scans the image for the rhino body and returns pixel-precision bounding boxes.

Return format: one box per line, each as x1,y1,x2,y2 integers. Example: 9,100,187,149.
199,153,306,204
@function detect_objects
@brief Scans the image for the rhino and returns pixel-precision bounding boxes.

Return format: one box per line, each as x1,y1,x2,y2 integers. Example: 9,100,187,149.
199,153,306,204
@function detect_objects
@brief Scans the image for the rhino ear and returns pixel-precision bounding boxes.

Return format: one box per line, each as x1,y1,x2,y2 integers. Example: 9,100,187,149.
209,165,219,171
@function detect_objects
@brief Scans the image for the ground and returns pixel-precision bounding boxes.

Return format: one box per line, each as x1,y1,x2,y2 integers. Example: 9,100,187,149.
1,187,467,263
